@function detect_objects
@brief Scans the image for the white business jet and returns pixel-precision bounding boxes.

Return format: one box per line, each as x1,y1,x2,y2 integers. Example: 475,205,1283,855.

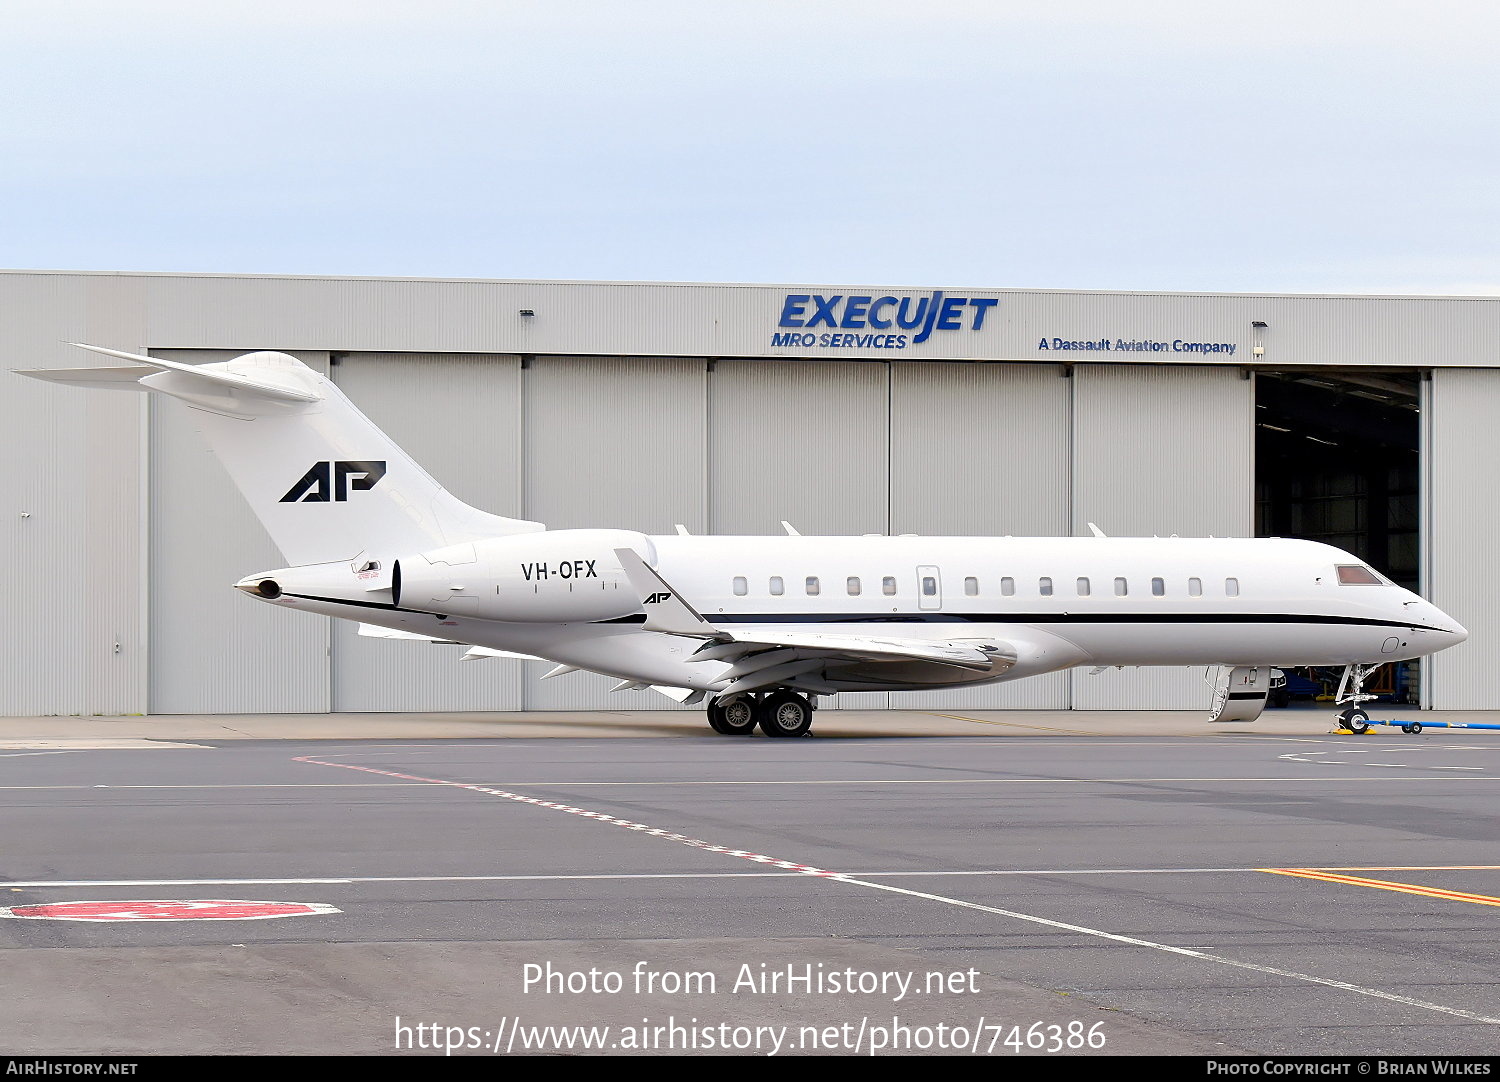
19,347,1468,737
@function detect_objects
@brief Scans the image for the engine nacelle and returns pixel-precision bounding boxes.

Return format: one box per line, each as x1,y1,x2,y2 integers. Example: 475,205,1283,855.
393,529,654,623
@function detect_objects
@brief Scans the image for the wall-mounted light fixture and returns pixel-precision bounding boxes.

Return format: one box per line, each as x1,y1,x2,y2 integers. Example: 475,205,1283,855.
519,309,535,317
1251,320,1268,356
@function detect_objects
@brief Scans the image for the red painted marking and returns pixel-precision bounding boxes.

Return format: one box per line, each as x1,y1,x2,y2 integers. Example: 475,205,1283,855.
294,755,845,878
0,899,340,922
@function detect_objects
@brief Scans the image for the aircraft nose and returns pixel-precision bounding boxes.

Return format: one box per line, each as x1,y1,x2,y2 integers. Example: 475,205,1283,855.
1444,613,1469,644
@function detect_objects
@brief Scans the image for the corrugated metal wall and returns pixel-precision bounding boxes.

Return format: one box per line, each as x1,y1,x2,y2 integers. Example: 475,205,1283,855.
1425,369,1496,709
2,273,147,715
1069,365,1254,709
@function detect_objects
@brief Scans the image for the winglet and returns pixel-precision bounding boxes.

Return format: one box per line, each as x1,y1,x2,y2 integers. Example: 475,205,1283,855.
1087,522,1107,538
613,548,724,638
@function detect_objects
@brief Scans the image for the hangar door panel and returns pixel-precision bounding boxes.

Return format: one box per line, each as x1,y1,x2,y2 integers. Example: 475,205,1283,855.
523,356,707,710
891,362,1071,710
1425,368,1496,708
712,360,890,708
330,353,524,712
1070,365,1253,710
148,350,331,713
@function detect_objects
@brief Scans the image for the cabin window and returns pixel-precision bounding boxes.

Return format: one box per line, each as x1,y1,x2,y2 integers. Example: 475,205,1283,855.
882,576,897,596
921,576,938,597
847,576,861,596
1039,577,1053,596
1076,577,1091,597
1114,577,1128,596
1000,576,1015,596
1337,564,1382,585
732,576,747,596
806,576,820,596
1225,577,1240,597
1188,577,1202,597
964,576,978,596
1151,577,1165,597
769,576,784,596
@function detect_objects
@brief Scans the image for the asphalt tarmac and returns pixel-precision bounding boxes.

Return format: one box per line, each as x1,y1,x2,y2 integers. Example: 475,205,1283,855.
3,709,1499,1058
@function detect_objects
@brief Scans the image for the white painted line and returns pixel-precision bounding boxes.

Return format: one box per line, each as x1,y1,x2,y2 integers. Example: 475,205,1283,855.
296,752,1500,1026
0,741,211,750
0,866,1353,888
6,863,1500,890
0,751,83,759
6,774,1500,792
0,783,432,791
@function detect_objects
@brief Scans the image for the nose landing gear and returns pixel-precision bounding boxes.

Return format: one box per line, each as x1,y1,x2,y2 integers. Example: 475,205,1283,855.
705,690,816,738
1333,664,1383,734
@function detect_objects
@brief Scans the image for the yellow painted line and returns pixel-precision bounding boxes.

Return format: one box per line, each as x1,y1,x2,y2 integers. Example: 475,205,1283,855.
931,713,1099,736
1299,865,1500,872
1262,867,1500,908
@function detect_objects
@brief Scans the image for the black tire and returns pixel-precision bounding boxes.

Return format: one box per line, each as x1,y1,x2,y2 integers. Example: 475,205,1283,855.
717,696,759,735
1342,708,1370,735
1400,723,1414,734
706,702,731,734
1409,721,1422,735
758,691,813,738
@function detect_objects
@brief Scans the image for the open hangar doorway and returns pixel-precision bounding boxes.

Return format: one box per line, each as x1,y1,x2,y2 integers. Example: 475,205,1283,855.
1253,368,1423,707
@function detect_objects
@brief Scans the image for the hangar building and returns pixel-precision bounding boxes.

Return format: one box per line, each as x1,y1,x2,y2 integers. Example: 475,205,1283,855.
3,270,1494,714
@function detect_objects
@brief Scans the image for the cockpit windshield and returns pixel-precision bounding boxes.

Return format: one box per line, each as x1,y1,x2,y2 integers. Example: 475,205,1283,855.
1336,564,1383,585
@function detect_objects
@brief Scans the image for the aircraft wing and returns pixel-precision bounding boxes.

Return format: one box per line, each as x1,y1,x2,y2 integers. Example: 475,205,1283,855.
688,631,1015,696
355,622,545,661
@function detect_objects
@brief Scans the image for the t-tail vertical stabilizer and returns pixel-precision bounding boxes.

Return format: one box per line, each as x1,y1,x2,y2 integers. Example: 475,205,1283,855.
16,345,543,564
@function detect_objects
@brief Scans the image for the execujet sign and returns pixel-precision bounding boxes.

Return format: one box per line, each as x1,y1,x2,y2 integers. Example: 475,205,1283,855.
770,291,998,350
1038,335,1239,356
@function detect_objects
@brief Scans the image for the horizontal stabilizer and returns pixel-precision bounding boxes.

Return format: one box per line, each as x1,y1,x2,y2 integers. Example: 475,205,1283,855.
17,344,322,406
12,365,163,391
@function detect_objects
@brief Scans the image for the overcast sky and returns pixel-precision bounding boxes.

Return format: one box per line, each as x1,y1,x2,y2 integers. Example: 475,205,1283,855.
3,1,1496,293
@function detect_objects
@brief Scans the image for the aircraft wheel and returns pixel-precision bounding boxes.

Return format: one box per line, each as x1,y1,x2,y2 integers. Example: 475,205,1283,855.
716,696,759,736
759,691,813,738
706,701,731,734
1339,708,1370,735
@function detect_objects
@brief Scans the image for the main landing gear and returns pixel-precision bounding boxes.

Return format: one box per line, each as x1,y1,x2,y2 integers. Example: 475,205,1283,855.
1333,663,1382,735
705,690,815,738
